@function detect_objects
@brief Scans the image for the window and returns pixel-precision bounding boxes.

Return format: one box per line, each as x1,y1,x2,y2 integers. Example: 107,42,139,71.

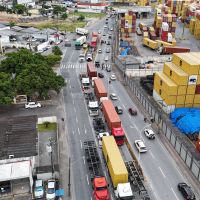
170,70,172,76
159,89,162,95
180,60,182,66
160,80,162,86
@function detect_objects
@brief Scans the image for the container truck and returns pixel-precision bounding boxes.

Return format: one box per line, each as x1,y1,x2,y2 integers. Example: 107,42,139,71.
94,79,107,100
102,136,133,199
158,46,190,55
92,31,98,37
102,100,125,145
76,28,89,36
75,36,86,50
87,62,97,79
87,94,99,116
155,40,173,47
84,140,110,200
143,38,158,50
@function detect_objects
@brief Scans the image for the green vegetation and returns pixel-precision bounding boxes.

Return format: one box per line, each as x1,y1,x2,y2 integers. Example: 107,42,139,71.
0,49,65,104
37,122,57,132
69,11,106,19
52,46,63,55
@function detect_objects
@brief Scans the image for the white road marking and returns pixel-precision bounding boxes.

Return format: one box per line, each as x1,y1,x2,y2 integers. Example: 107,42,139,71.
149,150,155,159
90,197,92,200
86,175,89,185
76,117,78,123
74,107,76,113
80,140,82,149
128,115,132,120
78,127,80,135
171,187,180,200
82,156,85,165
72,131,74,135
158,166,166,178
72,99,74,105
122,103,126,109
130,125,134,128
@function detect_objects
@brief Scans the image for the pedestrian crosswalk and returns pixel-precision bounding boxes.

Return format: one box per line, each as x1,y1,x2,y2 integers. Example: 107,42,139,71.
60,62,86,69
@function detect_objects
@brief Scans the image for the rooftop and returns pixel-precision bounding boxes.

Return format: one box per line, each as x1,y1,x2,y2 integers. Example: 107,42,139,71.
0,115,37,160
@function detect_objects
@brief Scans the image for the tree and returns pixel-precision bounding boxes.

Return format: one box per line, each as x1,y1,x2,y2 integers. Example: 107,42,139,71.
52,46,62,55
53,5,66,18
45,54,62,66
0,5,6,12
14,4,27,15
9,21,16,28
77,14,85,21
0,72,15,104
61,13,68,20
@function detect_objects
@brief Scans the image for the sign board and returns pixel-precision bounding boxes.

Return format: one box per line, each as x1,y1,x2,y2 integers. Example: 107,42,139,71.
188,75,197,85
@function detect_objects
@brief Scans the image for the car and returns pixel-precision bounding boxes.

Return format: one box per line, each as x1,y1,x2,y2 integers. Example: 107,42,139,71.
115,106,123,114
83,43,88,49
104,56,109,61
98,49,102,53
106,64,111,72
93,118,106,133
134,140,147,153
136,27,142,36
95,61,100,68
105,21,108,24
108,35,112,39
104,25,108,28
46,180,56,200
98,30,101,34
34,180,44,199
110,93,118,100
107,41,111,45
106,48,110,53
25,102,41,109
98,72,104,78
178,183,196,200
110,27,113,31
144,129,155,139
65,40,71,47
128,108,137,116
103,33,106,36
110,74,116,80
86,54,93,62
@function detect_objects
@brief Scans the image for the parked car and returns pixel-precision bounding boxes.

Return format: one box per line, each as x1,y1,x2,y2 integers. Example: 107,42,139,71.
106,48,110,53
134,140,147,153
115,106,123,114
98,49,102,53
106,64,111,72
103,33,106,36
178,183,196,200
46,180,56,200
65,40,71,47
98,72,104,78
110,93,118,100
34,180,44,199
25,102,41,109
104,56,109,61
110,74,116,80
98,30,101,34
144,129,155,139
128,108,137,116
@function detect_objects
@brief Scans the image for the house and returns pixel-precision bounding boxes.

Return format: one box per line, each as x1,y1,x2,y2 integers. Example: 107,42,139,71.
0,115,37,198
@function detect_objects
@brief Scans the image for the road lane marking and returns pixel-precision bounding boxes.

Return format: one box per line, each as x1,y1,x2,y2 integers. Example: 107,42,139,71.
80,140,82,149
74,107,76,113
72,131,74,135
86,175,90,185
76,117,78,123
149,150,155,159
84,127,87,134
78,127,80,135
90,197,92,200
171,187,180,200
72,99,74,105
130,125,134,128
82,156,85,165
122,103,126,109
158,166,166,178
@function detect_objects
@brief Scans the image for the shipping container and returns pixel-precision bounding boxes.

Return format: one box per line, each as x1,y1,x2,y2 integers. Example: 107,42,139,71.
102,136,128,188
195,85,200,94
94,79,107,99
87,62,97,79
161,46,190,55
194,94,200,103
176,104,184,108
143,38,158,50
186,85,196,94
156,40,173,47
177,86,187,95
176,95,186,104
185,94,195,104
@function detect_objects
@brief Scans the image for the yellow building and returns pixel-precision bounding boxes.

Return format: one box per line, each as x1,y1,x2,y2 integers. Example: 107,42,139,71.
153,52,200,113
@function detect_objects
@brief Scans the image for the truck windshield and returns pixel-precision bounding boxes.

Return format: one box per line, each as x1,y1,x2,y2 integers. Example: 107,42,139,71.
115,136,125,141
96,186,108,191
119,196,133,200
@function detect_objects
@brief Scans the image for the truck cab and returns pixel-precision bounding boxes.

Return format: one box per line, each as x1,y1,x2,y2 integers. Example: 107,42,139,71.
112,127,125,145
82,77,90,91
93,177,109,200
115,183,133,200
88,100,99,116
98,132,110,148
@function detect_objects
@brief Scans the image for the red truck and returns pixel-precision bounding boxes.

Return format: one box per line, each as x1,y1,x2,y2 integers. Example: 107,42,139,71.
102,100,125,145
94,177,109,200
94,79,107,99
91,36,98,48
159,46,190,55
87,62,97,79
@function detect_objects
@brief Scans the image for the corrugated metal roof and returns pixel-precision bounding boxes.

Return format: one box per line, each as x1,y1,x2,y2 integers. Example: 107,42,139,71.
102,136,128,175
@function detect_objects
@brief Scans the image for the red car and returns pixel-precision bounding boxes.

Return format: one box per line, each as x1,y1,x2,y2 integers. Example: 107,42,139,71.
128,108,137,116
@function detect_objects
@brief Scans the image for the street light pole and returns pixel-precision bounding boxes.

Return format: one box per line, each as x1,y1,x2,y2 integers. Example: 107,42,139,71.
68,157,71,197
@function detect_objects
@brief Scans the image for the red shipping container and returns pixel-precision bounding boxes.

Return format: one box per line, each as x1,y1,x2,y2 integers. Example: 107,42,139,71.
150,32,157,40
196,138,200,152
155,28,160,37
132,14,136,20
128,10,133,15
161,30,168,37
195,85,200,94
161,36,168,42
132,20,136,25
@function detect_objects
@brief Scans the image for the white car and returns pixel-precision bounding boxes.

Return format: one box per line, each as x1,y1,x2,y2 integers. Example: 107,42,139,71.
134,140,147,153
144,129,155,139
104,56,109,61
34,180,44,199
46,180,56,200
98,30,101,34
98,49,102,53
25,102,41,109
110,74,116,80
110,93,118,100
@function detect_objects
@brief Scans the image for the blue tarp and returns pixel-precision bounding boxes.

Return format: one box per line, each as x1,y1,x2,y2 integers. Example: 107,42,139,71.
56,189,64,196
170,108,200,134
120,48,130,56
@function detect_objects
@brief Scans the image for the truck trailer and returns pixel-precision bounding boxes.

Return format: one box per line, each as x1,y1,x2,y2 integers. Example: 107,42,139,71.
94,79,107,100
87,62,97,79
84,140,110,200
75,36,86,50
102,136,133,199
158,46,190,55
102,100,125,145
76,28,89,36
143,38,158,50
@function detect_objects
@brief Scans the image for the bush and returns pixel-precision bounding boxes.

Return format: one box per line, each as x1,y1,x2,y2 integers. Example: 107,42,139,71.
77,14,85,21
52,46,62,55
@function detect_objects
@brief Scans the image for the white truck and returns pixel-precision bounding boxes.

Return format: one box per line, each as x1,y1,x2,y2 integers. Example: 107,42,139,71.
97,132,110,148
88,101,99,116
76,28,89,36
115,183,134,199
75,36,87,50
79,53,85,62
81,77,90,91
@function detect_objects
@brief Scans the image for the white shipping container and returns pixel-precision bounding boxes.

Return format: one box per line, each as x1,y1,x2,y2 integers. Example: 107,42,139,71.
167,33,172,43
162,22,169,32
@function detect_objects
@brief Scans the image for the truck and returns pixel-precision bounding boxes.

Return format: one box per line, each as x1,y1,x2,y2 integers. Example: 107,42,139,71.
88,95,99,116
84,140,110,200
102,136,133,199
76,28,89,36
75,36,86,50
79,52,85,62
158,46,190,55
102,100,125,145
81,77,90,91
143,38,158,50
155,40,173,47
91,36,98,49
87,62,97,79
94,79,107,100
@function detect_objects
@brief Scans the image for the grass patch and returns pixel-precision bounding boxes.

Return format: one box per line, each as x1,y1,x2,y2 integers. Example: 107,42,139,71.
37,122,57,132
18,20,86,32
69,12,106,19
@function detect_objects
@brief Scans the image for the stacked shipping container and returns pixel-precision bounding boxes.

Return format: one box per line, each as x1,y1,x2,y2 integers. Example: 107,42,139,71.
120,11,136,34
189,13,200,39
153,52,200,113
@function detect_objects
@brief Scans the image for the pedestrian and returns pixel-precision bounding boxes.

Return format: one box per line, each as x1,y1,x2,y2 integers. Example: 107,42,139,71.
109,80,111,84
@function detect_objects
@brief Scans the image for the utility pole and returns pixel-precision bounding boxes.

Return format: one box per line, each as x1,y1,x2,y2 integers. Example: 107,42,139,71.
68,157,71,197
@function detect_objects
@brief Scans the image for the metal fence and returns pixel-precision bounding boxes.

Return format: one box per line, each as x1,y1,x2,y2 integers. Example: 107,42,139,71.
115,60,200,183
